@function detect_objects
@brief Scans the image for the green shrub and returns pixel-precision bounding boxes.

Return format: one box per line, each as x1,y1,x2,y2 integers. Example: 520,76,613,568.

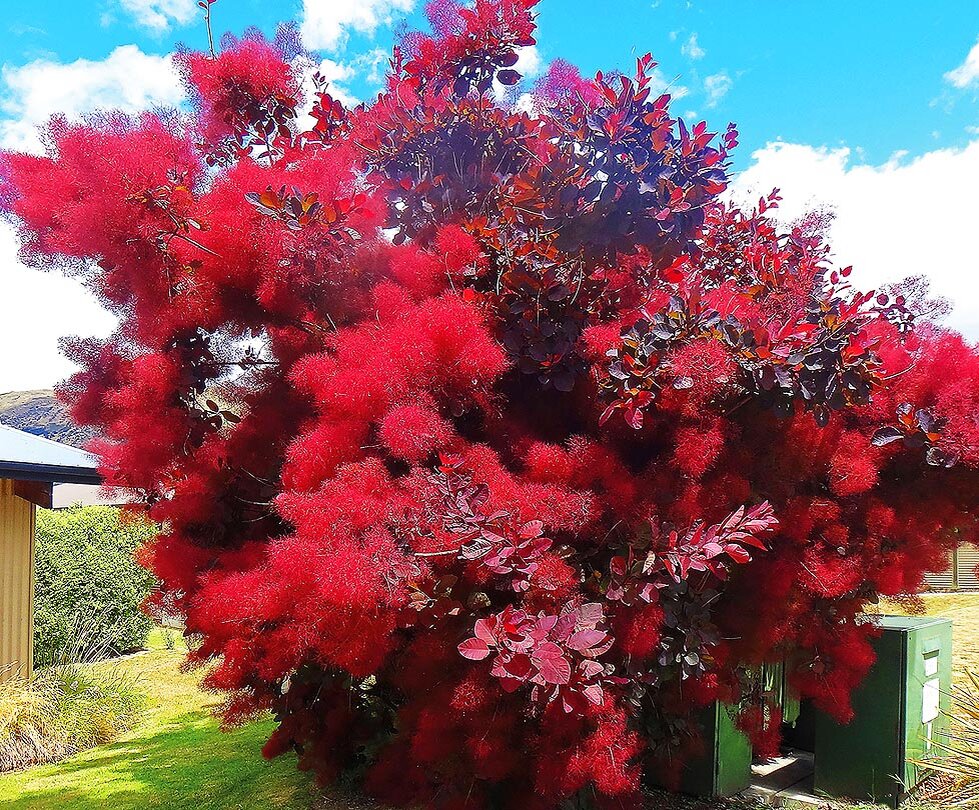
34,507,157,668
0,663,145,772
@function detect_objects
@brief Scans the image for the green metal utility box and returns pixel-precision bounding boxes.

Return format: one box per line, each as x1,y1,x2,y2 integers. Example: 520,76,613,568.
814,616,952,808
672,702,752,797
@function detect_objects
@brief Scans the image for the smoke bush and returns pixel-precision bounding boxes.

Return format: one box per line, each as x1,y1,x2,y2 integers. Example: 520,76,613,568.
2,2,978,807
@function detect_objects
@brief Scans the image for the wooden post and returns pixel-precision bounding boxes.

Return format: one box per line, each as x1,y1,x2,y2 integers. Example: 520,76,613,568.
0,478,36,682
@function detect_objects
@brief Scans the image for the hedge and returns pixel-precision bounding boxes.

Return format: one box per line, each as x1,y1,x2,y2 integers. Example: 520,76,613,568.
34,507,156,667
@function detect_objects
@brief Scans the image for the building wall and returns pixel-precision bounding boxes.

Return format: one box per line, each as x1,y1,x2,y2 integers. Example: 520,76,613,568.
925,546,979,591
0,478,35,682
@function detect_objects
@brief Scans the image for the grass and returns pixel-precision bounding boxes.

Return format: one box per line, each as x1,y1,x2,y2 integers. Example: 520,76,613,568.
0,628,320,810
2,595,979,809
879,593,979,680
908,671,979,808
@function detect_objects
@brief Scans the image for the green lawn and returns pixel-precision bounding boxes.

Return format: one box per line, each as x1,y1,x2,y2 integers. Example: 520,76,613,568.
3,596,978,809
0,628,320,810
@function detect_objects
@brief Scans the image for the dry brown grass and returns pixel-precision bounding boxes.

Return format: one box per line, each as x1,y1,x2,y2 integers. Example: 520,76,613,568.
908,670,979,807
0,664,144,773
880,593,979,682
0,676,60,771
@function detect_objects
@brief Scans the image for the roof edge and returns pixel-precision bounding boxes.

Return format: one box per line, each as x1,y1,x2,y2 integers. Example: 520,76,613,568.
0,461,102,485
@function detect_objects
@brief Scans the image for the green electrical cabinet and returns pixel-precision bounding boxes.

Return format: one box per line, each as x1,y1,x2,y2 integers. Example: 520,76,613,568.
672,702,753,797
814,616,953,808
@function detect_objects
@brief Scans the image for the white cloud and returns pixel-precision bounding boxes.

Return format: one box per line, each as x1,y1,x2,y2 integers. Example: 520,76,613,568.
637,63,688,103
118,0,197,32
513,45,543,80
293,47,394,126
703,70,731,107
493,45,544,104
945,37,979,89
0,45,184,153
513,92,535,114
661,78,689,101
0,223,116,392
730,140,979,340
316,59,361,107
681,33,705,60
301,0,415,52
0,45,186,389
353,47,389,86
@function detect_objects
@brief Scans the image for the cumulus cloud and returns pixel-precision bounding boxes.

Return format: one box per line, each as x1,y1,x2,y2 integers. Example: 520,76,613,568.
730,140,979,339
0,223,116,391
703,71,732,107
316,59,361,107
681,33,705,61
293,46,393,127
945,36,979,89
0,45,184,153
117,0,197,32
513,45,543,80
493,45,544,104
352,47,390,87
0,45,186,388
301,0,415,52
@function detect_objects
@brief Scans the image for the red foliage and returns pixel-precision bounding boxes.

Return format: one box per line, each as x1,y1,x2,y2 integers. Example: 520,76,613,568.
3,2,979,807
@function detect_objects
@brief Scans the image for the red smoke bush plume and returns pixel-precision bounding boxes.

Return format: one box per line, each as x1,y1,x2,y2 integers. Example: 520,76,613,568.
3,2,978,807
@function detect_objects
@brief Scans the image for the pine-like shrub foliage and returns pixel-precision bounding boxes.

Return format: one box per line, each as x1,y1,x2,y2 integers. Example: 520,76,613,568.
34,507,156,667
3,2,978,807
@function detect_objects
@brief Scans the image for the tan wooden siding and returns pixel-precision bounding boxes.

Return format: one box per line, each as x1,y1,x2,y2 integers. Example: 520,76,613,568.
0,478,35,682
925,547,979,591
959,546,979,589
925,556,955,590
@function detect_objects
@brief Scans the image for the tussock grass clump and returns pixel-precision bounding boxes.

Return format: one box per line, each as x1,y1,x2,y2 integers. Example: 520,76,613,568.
913,670,979,807
0,663,145,772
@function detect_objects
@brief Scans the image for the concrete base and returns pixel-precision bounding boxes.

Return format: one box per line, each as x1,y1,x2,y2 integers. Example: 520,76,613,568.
746,750,821,806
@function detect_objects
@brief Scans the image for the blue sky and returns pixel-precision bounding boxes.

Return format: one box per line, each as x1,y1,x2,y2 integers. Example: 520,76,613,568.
5,0,979,162
1,0,979,390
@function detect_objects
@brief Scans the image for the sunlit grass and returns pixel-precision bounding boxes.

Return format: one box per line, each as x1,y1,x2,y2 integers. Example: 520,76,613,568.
879,593,979,683
0,628,318,810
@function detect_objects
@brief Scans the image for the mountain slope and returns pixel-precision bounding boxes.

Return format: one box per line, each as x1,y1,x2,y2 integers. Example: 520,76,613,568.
0,390,94,448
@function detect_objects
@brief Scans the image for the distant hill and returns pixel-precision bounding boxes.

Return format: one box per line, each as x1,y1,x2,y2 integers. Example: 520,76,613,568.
0,390,95,448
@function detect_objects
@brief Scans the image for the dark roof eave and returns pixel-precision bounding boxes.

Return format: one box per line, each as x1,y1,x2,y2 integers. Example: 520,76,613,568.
0,461,102,486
